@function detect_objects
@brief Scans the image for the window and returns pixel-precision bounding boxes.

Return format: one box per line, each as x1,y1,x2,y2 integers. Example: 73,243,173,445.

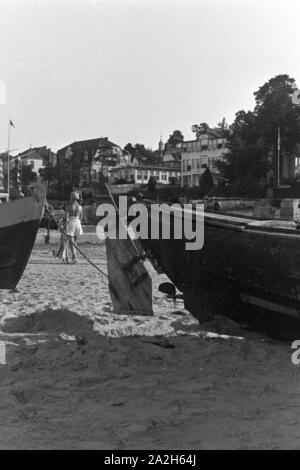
137,173,142,180
217,143,223,149
161,174,167,181
201,164,208,168
201,145,208,151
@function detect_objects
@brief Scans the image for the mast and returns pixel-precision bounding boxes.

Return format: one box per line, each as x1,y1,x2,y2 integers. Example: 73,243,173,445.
277,126,281,187
7,119,11,200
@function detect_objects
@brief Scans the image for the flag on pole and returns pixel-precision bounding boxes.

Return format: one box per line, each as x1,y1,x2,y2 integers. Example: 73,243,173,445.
9,119,15,128
0,157,4,192
0,81,6,105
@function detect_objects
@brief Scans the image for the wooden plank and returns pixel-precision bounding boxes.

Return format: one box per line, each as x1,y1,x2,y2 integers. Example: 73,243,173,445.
106,236,153,316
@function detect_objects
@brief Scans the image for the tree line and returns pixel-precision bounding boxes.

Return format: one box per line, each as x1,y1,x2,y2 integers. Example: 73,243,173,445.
215,74,300,195
137,74,300,196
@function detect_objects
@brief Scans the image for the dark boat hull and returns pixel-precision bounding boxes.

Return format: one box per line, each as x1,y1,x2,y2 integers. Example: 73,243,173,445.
0,220,40,289
141,206,300,340
0,184,47,289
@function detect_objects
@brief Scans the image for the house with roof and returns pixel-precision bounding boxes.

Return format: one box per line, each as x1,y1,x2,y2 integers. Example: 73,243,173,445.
55,137,125,196
109,164,181,185
179,127,228,187
19,146,56,174
162,144,182,169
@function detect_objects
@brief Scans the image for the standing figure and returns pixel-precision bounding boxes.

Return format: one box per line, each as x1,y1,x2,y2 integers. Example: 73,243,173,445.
55,217,70,263
64,191,83,264
56,192,83,263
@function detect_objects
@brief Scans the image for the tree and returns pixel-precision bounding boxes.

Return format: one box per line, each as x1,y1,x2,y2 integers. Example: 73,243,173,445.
124,143,135,162
21,164,37,186
191,122,209,139
8,163,37,198
215,110,270,195
215,74,300,195
97,138,117,167
147,176,157,193
199,167,214,196
167,130,184,147
10,163,37,187
254,74,300,155
217,118,229,134
124,143,158,165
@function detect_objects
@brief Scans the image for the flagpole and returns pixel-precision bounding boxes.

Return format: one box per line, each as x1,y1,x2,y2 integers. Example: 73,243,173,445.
7,119,11,200
277,126,280,188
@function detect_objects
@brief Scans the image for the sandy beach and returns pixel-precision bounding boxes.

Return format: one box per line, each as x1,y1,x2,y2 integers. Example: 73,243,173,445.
0,228,299,449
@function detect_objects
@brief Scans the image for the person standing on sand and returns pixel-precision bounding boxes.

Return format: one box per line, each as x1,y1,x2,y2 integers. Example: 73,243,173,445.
58,191,83,264
66,191,83,263
55,217,70,263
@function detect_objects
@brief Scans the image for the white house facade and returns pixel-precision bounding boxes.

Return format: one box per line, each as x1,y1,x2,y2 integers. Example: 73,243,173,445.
180,130,228,187
109,165,181,185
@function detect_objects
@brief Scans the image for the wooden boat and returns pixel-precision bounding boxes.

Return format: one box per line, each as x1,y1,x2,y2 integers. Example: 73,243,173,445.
103,184,153,316
106,237,153,316
140,202,300,340
0,182,47,289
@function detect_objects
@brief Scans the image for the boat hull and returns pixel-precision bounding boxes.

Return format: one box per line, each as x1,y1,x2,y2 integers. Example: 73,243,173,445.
141,207,300,340
0,219,40,289
0,184,47,289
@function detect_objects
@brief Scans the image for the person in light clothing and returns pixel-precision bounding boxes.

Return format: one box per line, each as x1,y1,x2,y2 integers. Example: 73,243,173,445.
55,217,70,263
64,191,83,264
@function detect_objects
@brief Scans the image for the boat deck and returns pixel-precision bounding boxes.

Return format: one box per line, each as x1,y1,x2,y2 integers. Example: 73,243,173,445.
143,198,300,237
204,210,300,236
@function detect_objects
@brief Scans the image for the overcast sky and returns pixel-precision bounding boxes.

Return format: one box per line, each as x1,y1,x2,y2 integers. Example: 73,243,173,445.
1,0,300,153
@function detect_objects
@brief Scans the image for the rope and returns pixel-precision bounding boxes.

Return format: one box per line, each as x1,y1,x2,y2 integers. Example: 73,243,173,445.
44,201,153,318
44,207,109,280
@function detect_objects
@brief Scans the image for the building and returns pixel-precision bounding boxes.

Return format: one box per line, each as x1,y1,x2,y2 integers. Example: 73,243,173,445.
179,128,227,187
162,146,182,169
109,165,181,185
19,146,56,174
56,137,125,192
91,148,130,183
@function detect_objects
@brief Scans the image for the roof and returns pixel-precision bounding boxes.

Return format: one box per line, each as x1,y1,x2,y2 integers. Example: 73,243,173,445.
163,151,181,162
110,165,180,172
183,128,226,143
205,127,224,139
19,146,56,160
57,137,120,156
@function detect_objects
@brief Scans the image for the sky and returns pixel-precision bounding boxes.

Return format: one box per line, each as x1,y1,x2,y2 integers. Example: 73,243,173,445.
1,0,300,154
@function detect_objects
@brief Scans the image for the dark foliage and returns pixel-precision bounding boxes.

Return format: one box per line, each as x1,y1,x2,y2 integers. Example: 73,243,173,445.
215,74,300,195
